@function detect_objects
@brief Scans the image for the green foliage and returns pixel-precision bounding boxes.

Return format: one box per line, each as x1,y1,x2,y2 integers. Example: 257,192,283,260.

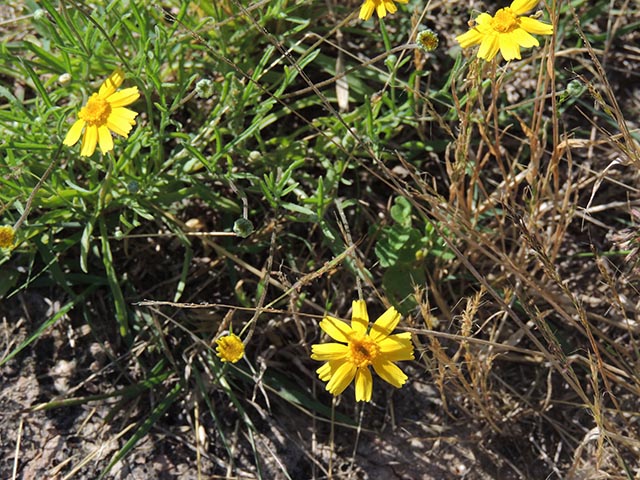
2,0,635,476
374,196,453,312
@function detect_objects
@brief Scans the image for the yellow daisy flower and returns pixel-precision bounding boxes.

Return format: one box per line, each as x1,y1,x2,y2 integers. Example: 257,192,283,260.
63,69,140,157
216,333,245,363
359,0,408,21
311,300,414,402
456,0,553,61
0,225,15,248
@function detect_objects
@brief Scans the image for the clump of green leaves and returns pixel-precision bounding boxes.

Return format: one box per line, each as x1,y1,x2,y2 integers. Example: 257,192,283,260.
374,196,453,313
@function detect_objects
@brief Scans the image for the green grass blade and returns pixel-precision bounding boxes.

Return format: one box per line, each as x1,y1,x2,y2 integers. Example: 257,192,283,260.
0,297,77,367
98,217,129,338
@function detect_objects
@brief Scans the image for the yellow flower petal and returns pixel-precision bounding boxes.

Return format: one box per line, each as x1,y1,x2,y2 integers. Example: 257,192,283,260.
519,16,554,35
319,316,352,343
80,124,98,157
63,119,85,146
107,86,140,108
499,33,522,60
358,0,405,21
110,107,138,122
107,107,138,137
511,28,540,48
372,359,408,388
354,367,373,402
317,360,342,381
474,12,494,27
311,342,348,361
359,0,375,20
326,362,357,396
370,306,400,341
382,0,397,14
478,33,500,61
97,125,114,153
456,28,484,48
510,0,539,16
351,299,369,334
378,333,415,361
99,69,125,98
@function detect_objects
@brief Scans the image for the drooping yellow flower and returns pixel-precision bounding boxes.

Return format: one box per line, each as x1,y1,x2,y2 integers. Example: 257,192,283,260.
216,333,245,363
311,300,414,402
63,69,140,157
359,0,408,21
456,0,553,61
0,225,15,248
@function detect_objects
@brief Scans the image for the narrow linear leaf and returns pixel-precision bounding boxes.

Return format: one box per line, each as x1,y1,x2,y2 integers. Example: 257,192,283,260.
0,297,77,367
98,218,129,338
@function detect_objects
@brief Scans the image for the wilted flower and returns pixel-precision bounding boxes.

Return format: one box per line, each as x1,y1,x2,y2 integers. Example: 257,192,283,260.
311,300,414,402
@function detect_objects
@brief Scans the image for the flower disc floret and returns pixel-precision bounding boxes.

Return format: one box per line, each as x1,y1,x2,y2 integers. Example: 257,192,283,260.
492,8,519,33
79,94,112,126
311,300,414,402
416,29,439,53
456,0,553,61
348,334,380,367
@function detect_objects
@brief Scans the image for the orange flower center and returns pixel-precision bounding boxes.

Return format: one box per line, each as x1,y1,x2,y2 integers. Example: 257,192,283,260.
79,93,111,126
348,335,379,367
491,8,519,33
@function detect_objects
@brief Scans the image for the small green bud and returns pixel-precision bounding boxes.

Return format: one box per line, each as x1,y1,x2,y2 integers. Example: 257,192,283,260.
416,29,439,53
233,218,254,238
195,78,215,99
58,73,72,86
566,79,583,97
127,181,140,193
384,54,398,71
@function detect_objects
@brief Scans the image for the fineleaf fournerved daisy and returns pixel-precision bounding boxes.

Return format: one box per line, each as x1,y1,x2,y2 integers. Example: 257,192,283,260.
456,0,553,61
0,225,15,248
416,29,439,53
216,333,245,363
63,69,140,157
359,0,408,21
311,300,414,402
